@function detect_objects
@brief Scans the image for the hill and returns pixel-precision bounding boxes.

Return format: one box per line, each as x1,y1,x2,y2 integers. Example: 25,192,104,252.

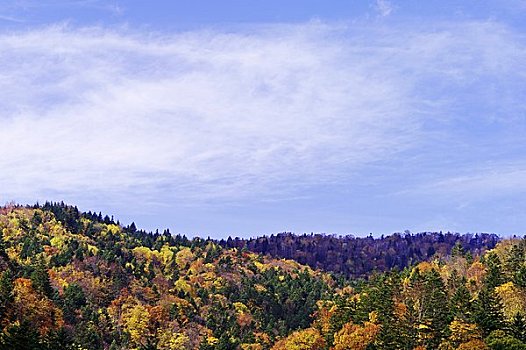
1,203,525,350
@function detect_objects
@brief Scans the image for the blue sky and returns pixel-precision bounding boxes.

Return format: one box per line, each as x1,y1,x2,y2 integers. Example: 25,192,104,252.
1,0,526,238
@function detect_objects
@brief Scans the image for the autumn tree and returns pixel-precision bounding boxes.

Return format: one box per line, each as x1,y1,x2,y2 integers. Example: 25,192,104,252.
271,328,325,350
332,321,380,350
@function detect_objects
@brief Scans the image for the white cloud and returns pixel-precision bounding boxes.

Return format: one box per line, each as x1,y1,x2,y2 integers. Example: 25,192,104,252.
374,0,393,17
0,0,123,20
0,21,524,205
0,14,23,22
410,164,526,200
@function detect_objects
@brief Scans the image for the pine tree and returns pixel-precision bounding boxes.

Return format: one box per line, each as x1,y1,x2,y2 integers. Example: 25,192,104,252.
30,264,54,299
62,283,86,323
485,253,504,289
0,231,6,259
0,271,13,320
506,245,524,273
473,288,505,337
422,269,451,349
450,282,472,321
511,312,526,343
363,273,401,349
0,321,42,350
515,265,526,288
451,242,466,257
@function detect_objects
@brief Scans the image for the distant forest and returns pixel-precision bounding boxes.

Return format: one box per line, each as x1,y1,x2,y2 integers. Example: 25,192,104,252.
220,232,500,279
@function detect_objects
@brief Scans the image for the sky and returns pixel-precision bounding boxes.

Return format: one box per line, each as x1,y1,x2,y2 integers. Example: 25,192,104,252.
1,0,526,238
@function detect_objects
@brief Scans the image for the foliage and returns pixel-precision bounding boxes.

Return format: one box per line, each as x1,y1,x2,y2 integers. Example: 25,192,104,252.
220,231,499,279
0,203,523,350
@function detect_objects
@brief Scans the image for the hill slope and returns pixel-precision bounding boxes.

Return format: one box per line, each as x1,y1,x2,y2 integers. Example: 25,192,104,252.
0,204,331,349
1,203,525,350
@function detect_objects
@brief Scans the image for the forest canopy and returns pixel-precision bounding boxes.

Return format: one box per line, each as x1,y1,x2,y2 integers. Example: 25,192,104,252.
0,202,524,350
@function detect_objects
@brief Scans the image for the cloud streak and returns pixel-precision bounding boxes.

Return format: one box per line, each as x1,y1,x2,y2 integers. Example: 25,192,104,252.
374,0,393,17
409,164,526,200
0,14,24,22
0,20,525,208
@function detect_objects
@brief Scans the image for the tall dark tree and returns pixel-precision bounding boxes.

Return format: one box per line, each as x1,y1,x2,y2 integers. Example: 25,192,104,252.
515,265,526,288
511,312,526,343
473,288,506,337
450,282,472,321
485,253,504,289
0,321,41,350
0,231,6,259
422,269,451,349
30,264,54,299
0,271,13,320
62,283,86,323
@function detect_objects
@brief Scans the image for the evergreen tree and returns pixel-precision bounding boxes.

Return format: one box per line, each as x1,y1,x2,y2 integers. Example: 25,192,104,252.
0,271,13,320
450,282,472,321
511,312,526,343
451,241,466,257
485,253,504,289
506,245,524,273
0,321,42,350
30,264,54,299
422,269,451,349
473,288,505,337
0,231,6,259
62,283,86,323
360,272,402,349
485,330,526,350
514,265,526,288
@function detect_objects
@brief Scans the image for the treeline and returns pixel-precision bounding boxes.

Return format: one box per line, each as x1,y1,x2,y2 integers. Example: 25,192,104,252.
274,236,526,350
0,203,330,350
1,202,525,350
220,232,500,278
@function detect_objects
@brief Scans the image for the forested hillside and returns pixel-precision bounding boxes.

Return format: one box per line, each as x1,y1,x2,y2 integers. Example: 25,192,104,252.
220,232,499,279
1,203,526,350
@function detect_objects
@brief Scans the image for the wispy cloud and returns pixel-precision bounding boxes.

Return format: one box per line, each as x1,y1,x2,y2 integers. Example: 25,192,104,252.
409,164,526,200
0,20,524,207
0,14,24,22
0,0,123,18
374,0,393,17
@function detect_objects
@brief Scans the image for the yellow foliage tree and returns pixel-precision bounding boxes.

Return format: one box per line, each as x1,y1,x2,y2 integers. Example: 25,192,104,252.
438,319,485,350
175,248,195,270
457,339,488,350
449,319,482,344
495,282,526,320
332,321,380,350
156,329,191,350
271,328,325,350
122,303,151,347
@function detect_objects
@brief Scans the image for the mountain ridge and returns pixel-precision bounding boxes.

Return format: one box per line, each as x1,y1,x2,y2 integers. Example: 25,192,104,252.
1,202,524,350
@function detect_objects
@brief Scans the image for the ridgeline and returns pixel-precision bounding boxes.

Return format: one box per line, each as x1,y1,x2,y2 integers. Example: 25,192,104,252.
0,202,524,350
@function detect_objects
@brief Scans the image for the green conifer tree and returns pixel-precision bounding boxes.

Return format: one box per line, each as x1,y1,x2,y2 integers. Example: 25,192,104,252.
422,269,451,349
30,264,54,299
0,271,13,320
485,253,505,289
473,288,505,337
450,282,472,321
511,312,526,343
